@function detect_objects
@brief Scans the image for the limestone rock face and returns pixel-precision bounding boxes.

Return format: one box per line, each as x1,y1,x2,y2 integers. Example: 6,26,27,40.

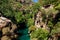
0,17,11,29
35,11,47,29
11,24,17,31
2,27,10,35
0,16,18,40
1,36,11,40
35,5,55,30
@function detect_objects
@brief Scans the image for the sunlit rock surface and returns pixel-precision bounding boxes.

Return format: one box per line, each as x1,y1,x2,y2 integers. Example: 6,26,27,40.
0,16,18,40
1,36,11,40
0,17,11,29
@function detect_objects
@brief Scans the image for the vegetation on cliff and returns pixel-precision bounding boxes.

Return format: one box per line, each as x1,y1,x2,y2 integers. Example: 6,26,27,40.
0,0,60,40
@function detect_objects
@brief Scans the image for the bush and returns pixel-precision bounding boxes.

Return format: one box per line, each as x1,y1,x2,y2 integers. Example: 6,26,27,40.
31,28,49,40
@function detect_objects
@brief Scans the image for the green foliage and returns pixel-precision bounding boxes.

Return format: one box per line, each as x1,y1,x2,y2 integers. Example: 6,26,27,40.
48,21,53,27
55,22,60,28
1,0,60,40
32,3,41,10
27,18,34,27
15,11,24,23
31,28,49,40
55,4,60,10
39,0,60,6
51,28,60,35
0,0,13,16
29,25,36,32
51,22,60,35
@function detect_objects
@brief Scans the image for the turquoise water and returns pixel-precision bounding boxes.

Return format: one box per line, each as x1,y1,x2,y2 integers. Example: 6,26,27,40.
17,28,30,40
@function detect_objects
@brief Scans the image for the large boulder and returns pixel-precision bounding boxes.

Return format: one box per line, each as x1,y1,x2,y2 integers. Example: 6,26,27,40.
2,27,10,35
0,17,11,29
1,36,11,40
0,16,18,40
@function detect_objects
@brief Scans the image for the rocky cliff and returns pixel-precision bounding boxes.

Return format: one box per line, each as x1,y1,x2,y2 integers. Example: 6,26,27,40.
0,16,18,40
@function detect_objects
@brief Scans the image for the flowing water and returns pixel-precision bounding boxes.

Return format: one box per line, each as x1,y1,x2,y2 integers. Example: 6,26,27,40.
17,22,30,40
17,28,30,40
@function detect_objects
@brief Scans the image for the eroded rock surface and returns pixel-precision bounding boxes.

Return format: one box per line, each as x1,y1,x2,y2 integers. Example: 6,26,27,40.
0,16,18,40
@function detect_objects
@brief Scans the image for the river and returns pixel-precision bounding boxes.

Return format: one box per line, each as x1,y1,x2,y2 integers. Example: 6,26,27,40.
17,22,30,40
17,28,30,40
